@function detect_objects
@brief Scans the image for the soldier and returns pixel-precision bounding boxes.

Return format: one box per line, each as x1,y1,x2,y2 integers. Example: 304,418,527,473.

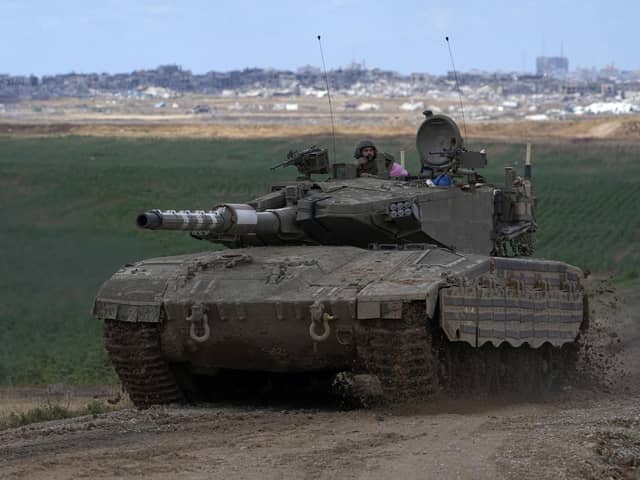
353,139,378,175
353,140,408,177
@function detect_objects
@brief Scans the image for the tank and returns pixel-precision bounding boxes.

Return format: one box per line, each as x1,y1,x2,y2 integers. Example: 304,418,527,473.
93,112,587,407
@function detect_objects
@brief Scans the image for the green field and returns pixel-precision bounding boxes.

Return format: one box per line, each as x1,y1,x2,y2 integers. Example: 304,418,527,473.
1,135,639,385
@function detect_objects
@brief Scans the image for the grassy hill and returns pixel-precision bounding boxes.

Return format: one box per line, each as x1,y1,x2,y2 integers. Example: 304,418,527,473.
1,135,638,385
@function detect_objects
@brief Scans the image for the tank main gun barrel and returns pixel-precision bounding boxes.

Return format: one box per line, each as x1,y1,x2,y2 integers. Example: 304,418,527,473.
136,205,303,242
137,209,228,232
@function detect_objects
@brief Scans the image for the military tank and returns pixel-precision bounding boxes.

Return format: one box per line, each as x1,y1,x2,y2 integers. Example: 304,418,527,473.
93,112,587,407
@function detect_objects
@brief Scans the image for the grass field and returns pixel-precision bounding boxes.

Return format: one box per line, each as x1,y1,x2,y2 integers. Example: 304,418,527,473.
1,135,639,385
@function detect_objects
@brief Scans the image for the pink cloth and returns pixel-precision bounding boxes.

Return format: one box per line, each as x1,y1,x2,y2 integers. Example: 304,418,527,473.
390,162,409,177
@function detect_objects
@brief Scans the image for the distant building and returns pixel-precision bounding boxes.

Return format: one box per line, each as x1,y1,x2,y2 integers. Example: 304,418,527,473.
536,56,569,77
601,83,615,97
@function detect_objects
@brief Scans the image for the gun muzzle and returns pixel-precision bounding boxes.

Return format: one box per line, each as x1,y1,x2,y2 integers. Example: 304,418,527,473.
136,211,162,229
136,209,226,231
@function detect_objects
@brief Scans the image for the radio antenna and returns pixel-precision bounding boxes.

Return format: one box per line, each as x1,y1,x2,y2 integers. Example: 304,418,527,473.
317,35,337,162
445,36,468,143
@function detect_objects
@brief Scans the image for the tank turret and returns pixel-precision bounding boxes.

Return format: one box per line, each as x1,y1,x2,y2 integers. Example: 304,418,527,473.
137,115,535,256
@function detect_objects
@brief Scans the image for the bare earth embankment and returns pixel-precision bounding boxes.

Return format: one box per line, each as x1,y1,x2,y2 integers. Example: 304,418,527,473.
0,282,638,480
2,114,640,142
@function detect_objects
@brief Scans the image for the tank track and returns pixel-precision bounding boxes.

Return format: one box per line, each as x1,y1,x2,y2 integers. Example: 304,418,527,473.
104,320,184,408
355,302,576,402
434,331,578,396
356,303,434,402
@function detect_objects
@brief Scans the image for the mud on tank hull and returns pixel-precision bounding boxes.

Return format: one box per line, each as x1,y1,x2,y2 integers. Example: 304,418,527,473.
93,246,587,407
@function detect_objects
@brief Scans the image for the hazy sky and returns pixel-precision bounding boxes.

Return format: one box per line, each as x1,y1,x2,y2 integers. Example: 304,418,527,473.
0,0,636,76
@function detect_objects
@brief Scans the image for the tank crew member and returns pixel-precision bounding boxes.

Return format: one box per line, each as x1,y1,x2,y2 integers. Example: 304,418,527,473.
353,139,379,175
353,140,408,177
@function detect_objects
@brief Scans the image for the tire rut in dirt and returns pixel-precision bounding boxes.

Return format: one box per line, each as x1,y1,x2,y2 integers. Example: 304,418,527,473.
104,320,184,408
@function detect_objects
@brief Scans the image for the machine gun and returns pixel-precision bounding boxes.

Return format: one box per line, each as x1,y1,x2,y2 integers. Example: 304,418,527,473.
427,147,487,171
271,146,329,179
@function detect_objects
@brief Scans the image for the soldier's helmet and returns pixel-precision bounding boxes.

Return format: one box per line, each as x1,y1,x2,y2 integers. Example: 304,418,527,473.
354,139,377,159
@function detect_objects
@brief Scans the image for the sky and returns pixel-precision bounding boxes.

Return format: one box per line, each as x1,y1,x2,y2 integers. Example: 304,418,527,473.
0,0,637,76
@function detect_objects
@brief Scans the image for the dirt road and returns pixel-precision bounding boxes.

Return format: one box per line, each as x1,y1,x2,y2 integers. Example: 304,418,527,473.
2,116,640,142
0,391,638,480
1,282,638,480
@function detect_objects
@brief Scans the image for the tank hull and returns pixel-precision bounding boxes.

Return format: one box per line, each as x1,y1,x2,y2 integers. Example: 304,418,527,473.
94,246,586,407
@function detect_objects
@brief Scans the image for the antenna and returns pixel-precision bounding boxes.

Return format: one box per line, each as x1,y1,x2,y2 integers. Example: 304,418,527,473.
445,36,467,142
317,35,337,163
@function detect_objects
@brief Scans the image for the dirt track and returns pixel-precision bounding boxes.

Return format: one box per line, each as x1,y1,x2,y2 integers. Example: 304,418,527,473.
1,282,638,479
0,389,638,480
2,116,640,142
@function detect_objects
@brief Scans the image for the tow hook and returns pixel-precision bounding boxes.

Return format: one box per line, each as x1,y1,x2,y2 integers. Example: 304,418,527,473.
309,300,334,342
187,304,210,343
